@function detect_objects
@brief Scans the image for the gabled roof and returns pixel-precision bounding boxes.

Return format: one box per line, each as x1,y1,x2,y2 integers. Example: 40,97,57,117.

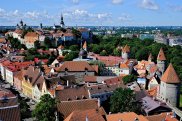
64,109,106,121
122,45,130,53
157,48,166,61
146,112,178,121
57,61,95,72
161,63,180,84
57,99,99,119
106,112,149,121
56,86,89,101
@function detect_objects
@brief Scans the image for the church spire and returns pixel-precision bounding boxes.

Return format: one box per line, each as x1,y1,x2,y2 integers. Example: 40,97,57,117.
60,13,65,28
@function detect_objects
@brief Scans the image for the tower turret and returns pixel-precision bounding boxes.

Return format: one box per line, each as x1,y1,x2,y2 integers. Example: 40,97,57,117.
83,41,87,51
159,63,181,107
157,48,166,74
122,45,130,60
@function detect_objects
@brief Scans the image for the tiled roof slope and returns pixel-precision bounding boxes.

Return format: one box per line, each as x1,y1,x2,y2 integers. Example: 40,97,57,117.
58,61,95,72
157,48,166,61
56,86,89,101
161,63,180,83
106,112,148,121
64,109,106,121
57,99,99,119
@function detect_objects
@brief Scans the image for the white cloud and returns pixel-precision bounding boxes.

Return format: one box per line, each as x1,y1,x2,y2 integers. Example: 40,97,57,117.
112,0,123,4
140,0,159,10
118,13,132,22
169,5,182,12
72,0,79,4
0,8,6,17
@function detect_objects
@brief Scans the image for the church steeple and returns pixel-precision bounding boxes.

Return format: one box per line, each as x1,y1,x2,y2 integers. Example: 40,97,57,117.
60,14,65,28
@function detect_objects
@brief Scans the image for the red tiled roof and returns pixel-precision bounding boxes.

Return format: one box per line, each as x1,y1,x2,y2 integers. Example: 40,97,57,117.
84,76,97,83
57,61,95,72
0,88,15,99
14,29,23,34
104,77,123,86
57,99,99,119
0,38,6,43
120,63,129,69
64,109,105,121
147,87,158,97
106,112,149,121
161,63,180,83
157,48,166,61
56,86,89,101
146,112,178,121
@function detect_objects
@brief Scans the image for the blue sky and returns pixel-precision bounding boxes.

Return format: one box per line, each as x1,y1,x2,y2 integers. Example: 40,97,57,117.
0,0,182,26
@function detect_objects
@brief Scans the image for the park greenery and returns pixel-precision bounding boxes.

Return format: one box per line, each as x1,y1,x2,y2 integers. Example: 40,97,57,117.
122,74,138,84
110,88,141,113
32,94,56,121
90,35,182,79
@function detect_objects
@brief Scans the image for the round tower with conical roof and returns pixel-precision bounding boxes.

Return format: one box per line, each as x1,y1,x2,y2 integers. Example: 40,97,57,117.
157,48,166,74
159,63,181,107
122,45,130,60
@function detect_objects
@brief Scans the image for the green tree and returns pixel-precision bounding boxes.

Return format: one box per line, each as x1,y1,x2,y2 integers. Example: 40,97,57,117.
64,51,79,61
19,99,30,119
32,94,56,121
69,45,79,51
122,74,137,84
100,50,108,56
110,88,140,113
44,37,52,48
34,40,41,49
113,48,121,56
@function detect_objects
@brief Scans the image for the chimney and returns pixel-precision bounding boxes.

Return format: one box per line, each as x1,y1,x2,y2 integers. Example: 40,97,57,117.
97,98,100,107
85,115,89,121
134,117,139,121
66,80,69,87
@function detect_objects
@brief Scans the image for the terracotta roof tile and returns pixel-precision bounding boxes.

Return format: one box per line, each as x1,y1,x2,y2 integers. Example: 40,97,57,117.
120,63,129,69
84,76,97,83
161,63,180,83
146,112,178,121
57,61,95,72
14,29,23,34
157,48,166,61
64,109,105,121
56,86,89,101
0,38,6,43
106,112,149,121
57,99,99,119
